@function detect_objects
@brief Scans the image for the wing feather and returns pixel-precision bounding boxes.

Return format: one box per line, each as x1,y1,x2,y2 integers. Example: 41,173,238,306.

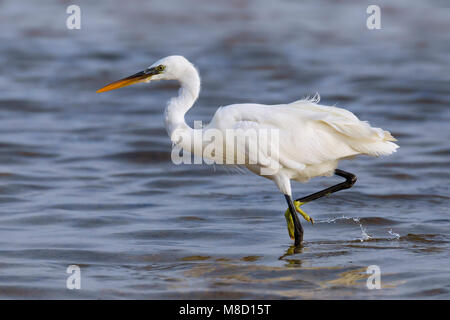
206,98,398,171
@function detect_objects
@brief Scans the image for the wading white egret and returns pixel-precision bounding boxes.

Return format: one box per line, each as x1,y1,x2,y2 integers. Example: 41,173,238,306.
97,55,399,246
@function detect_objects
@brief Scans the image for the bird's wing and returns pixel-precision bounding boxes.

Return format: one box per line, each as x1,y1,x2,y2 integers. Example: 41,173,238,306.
207,99,398,171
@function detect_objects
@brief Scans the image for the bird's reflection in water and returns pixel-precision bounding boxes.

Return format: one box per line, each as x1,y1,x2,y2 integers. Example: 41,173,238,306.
279,244,305,266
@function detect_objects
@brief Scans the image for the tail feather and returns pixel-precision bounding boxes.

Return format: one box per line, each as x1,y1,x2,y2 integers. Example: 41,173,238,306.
383,130,397,142
320,119,399,156
354,140,399,156
348,127,399,156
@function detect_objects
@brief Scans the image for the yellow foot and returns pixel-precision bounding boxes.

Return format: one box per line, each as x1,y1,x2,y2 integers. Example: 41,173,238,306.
294,201,314,225
284,201,314,239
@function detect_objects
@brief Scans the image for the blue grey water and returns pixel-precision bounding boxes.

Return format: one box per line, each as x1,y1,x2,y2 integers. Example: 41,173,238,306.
0,0,448,299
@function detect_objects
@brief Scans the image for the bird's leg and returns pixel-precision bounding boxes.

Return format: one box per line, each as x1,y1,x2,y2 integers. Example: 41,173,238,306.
284,194,303,246
284,170,357,226
296,169,357,203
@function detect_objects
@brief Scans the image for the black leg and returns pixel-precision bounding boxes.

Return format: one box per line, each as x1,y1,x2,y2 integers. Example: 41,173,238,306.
296,169,357,203
284,194,303,246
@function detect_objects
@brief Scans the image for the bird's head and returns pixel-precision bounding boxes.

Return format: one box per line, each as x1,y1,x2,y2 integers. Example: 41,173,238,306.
96,55,192,93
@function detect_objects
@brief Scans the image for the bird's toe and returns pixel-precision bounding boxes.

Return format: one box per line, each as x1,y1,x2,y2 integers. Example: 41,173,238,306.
294,201,314,225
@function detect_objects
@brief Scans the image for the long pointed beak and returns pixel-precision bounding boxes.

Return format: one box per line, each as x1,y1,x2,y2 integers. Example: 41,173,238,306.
96,70,150,93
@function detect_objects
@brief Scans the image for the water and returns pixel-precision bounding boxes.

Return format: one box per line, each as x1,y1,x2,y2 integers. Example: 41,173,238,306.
0,0,449,299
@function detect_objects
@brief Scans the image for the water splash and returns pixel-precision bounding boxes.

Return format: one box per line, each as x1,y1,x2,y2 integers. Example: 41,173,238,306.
316,215,360,224
388,229,401,240
316,215,372,242
358,223,372,242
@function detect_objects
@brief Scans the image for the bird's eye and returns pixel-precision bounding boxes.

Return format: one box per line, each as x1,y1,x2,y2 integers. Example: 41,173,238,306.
157,65,165,72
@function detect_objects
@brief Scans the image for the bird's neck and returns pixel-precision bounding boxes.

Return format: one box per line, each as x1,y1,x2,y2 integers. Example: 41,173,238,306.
164,64,200,145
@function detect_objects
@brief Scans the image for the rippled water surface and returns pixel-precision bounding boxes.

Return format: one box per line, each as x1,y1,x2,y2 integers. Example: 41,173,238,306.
0,0,449,299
